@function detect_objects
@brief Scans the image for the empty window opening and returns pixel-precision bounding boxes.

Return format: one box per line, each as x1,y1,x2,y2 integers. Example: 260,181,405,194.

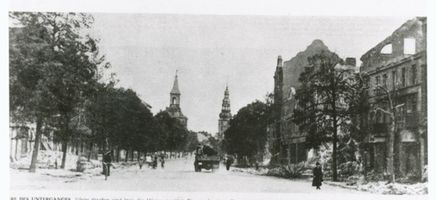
404,38,416,54
381,44,393,54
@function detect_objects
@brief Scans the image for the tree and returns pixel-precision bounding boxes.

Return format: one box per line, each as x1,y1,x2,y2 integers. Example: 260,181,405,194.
370,83,403,182
154,111,189,152
10,12,103,169
293,51,355,181
185,131,200,152
86,85,155,162
223,100,271,165
9,20,56,172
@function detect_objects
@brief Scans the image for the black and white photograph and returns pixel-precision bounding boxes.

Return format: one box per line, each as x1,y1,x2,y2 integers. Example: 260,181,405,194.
2,0,433,199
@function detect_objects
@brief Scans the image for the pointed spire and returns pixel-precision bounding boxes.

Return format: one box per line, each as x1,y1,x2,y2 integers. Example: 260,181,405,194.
225,82,229,95
220,84,231,115
170,70,180,94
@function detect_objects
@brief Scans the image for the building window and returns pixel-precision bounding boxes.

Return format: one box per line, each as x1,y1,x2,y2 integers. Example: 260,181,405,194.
375,75,380,86
404,38,416,55
392,70,397,89
381,43,393,54
401,68,406,87
411,95,417,112
382,74,388,87
411,64,417,85
374,76,380,95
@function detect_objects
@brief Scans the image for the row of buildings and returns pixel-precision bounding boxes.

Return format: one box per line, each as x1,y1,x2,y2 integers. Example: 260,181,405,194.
268,17,427,178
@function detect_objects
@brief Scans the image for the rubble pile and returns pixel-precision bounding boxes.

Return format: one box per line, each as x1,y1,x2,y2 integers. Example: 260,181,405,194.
10,150,100,171
358,181,428,195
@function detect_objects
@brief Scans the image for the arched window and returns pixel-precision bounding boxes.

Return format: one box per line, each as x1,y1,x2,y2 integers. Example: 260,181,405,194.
172,97,177,104
380,43,392,54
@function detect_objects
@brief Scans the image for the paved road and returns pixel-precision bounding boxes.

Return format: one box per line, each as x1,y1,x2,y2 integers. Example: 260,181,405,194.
11,157,364,193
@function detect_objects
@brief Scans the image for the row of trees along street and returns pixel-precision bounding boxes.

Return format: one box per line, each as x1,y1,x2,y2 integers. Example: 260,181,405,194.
9,12,199,173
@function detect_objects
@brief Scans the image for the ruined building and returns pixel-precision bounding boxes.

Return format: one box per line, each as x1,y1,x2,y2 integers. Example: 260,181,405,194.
270,40,333,164
360,17,427,177
217,85,232,140
269,40,357,165
166,71,188,128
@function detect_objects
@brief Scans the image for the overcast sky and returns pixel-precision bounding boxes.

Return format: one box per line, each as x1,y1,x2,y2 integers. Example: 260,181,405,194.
89,14,409,134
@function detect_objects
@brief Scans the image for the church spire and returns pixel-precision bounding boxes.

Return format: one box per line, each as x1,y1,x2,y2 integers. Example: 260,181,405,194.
218,84,232,139
170,70,180,94
166,70,188,128
221,85,231,114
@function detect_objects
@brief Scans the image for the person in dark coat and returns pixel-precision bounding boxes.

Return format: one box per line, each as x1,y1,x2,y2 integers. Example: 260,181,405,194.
225,155,234,171
312,162,323,189
102,151,112,176
160,154,165,168
152,155,158,169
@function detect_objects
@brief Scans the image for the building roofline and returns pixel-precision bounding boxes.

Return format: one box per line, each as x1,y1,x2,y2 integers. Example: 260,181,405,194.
360,17,426,62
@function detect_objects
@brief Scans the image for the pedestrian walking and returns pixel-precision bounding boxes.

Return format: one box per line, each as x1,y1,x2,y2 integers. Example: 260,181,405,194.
102,150,113,180
312,162,323,190
138,156,144,169
225,155,234,171
160,154,165,168
152,155,158,169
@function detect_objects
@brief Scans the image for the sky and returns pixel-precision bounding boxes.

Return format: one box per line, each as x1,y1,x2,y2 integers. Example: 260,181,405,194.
89,14,410,134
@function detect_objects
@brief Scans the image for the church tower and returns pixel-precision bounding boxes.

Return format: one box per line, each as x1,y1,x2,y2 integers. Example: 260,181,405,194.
166,71,188,128
218,85,232,140
170,71,181,107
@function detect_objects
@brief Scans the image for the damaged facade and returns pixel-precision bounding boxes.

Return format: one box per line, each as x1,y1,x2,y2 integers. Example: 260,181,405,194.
360,17,427,177
269,40,356,165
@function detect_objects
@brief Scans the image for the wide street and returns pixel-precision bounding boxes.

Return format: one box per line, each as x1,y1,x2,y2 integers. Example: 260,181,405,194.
11,157,363,193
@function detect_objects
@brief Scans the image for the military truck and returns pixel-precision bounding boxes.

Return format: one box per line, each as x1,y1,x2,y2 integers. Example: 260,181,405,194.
194,145,220,172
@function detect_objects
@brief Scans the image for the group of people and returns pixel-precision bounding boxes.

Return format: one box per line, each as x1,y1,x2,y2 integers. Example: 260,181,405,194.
138,153,165,169
101,151,167,180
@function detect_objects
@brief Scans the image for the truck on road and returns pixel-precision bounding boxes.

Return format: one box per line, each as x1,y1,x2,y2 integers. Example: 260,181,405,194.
194,145,220,172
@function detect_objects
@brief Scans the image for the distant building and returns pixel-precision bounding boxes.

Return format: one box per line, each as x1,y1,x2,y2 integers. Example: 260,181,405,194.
360,17,427,177
218,85,232,140
166,71,188,128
